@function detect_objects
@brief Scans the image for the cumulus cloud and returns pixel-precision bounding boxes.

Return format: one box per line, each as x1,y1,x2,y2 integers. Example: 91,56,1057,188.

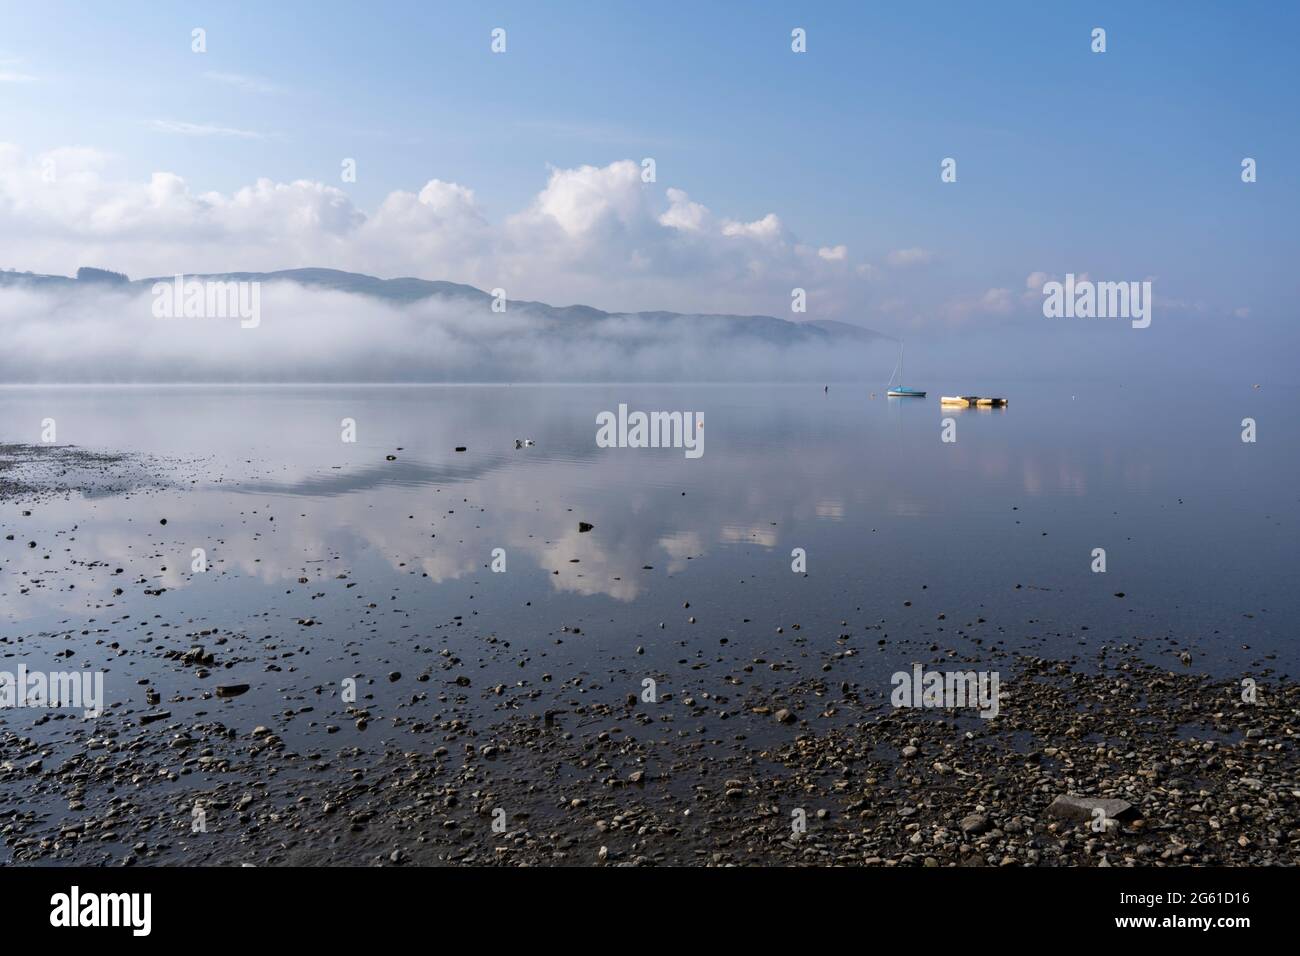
0,147,864,318
12,147,1146,339
658,187,709,232
720,212,784,242
516,161,648,238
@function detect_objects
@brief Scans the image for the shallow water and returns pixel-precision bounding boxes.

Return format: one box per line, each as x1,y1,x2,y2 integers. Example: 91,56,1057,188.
1,381,1296,743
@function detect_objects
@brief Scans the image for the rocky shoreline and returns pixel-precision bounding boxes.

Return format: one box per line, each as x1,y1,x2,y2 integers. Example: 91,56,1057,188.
0,443,170,503
3,653,1294,867
2,442,1296,867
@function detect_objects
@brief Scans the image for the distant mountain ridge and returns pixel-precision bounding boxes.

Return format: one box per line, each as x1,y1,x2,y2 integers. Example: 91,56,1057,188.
0,266,890,346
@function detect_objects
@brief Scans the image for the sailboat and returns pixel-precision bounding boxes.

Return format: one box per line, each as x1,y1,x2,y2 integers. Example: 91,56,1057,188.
886,342,926,398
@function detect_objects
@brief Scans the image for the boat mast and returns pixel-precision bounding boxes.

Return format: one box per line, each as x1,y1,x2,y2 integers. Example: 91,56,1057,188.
888,341,903,388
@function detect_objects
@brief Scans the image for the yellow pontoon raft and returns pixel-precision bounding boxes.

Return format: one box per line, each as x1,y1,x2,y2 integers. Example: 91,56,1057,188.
940,395,1009,407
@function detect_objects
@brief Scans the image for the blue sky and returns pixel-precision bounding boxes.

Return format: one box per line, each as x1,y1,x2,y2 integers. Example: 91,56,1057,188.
1,0,1296,358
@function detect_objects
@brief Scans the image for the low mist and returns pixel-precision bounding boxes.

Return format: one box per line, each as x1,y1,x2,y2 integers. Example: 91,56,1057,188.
0,281,891,384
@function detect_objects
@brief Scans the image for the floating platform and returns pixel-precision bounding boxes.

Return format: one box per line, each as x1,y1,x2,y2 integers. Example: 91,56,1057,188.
940,395,1008,407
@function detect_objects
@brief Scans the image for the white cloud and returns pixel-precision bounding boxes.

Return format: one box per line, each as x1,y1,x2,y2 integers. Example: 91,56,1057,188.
515,161,648,238
659,187,709,232
721,213,784,242
0,146,872,317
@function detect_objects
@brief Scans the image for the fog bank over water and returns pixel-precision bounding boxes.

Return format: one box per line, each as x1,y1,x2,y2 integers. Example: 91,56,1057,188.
0,278,894,383
0,271,1288,386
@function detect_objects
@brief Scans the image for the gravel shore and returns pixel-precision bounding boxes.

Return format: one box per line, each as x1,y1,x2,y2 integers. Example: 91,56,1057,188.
3,651,1294,867
2,443,1295,867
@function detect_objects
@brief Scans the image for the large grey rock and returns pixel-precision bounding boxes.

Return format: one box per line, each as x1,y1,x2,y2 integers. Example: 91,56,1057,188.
1048,795,1137,823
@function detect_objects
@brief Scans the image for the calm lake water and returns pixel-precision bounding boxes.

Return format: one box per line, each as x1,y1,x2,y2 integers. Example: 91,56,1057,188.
2,381,1296,744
